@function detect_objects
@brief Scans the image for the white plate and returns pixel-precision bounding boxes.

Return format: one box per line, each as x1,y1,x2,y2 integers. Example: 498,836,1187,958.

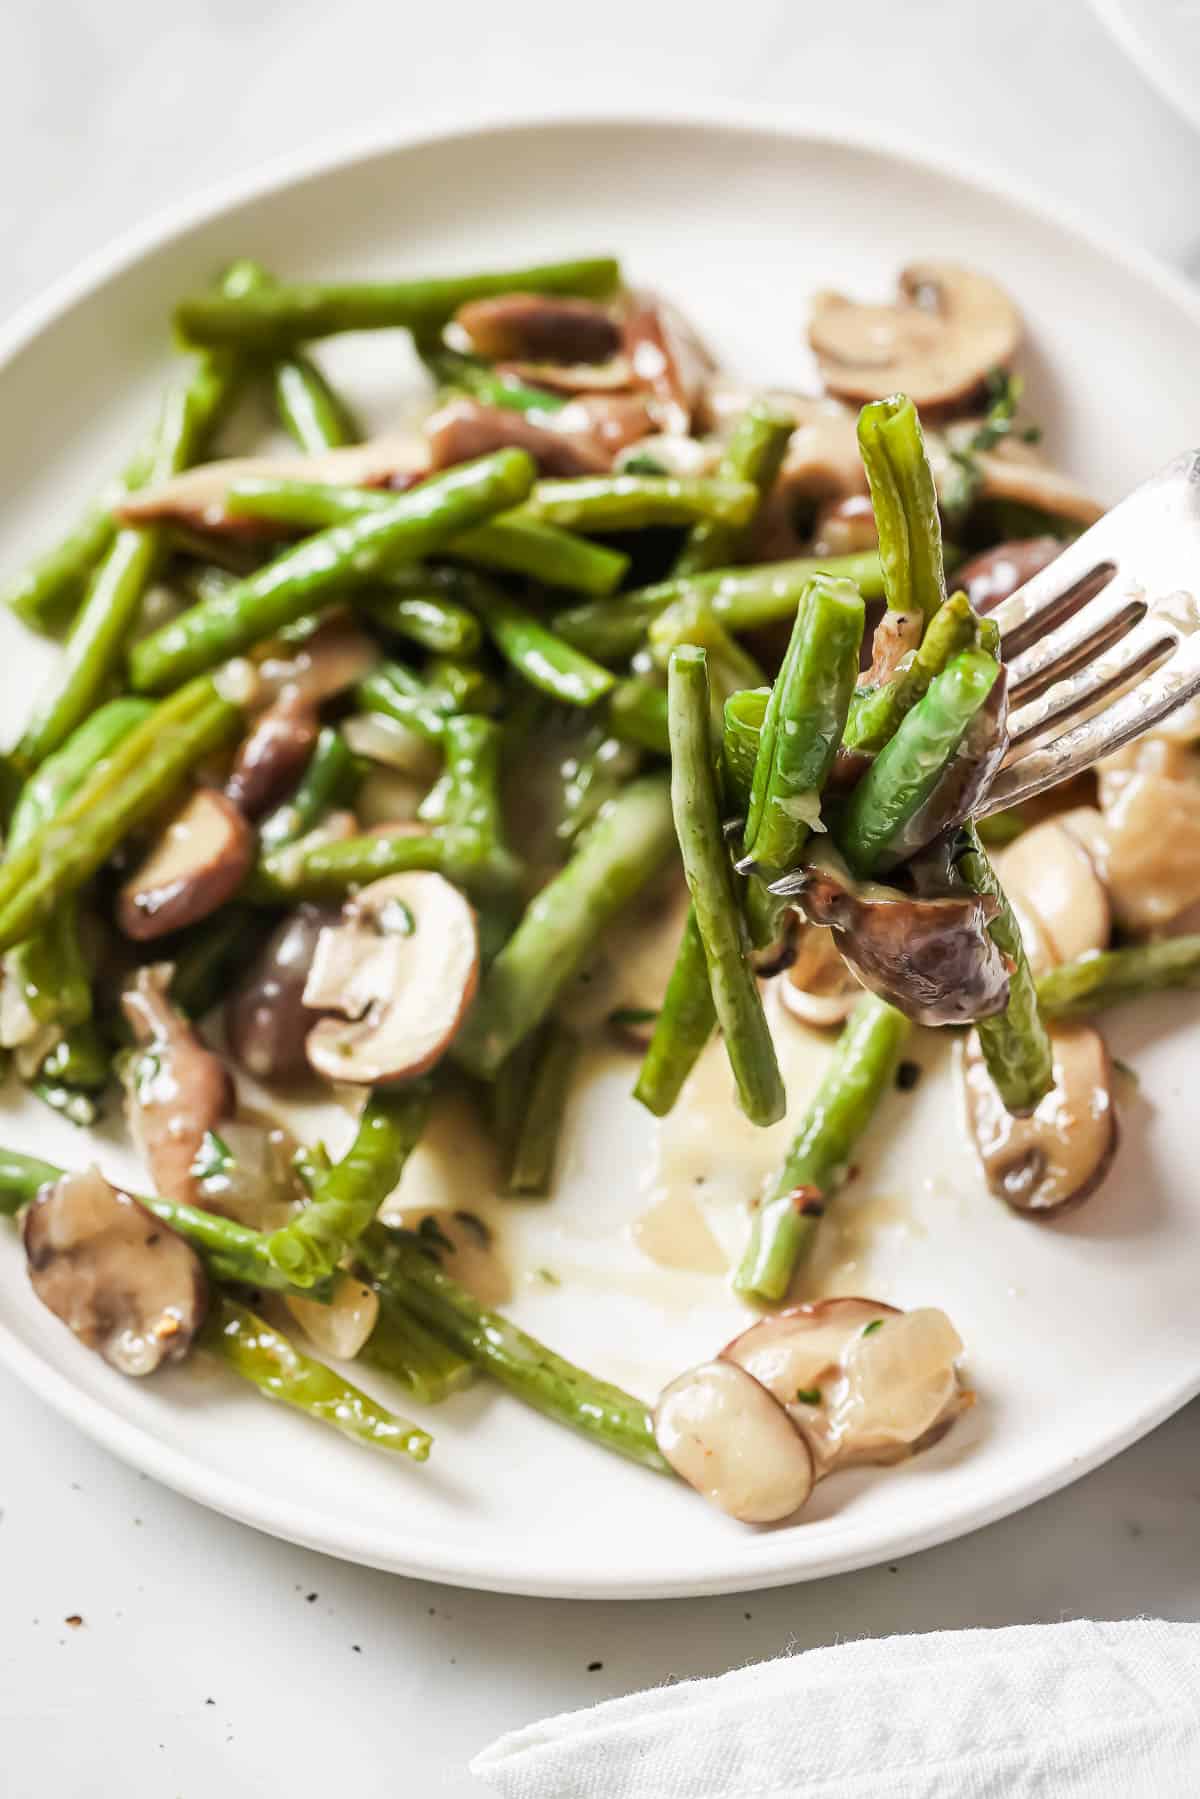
2,108,1200,1600
1092,0,1200,138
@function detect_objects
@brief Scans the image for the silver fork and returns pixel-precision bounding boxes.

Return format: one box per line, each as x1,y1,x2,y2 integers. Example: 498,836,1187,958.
978,450,1200,815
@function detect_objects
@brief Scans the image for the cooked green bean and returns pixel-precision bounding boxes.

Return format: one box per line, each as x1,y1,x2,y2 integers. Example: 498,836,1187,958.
959,824,1054,1115
425,656,501,716
837,649,1002,877
364,581,483,658
673,404,794,577
359,1291,475,1405
169,906,270,1018
858,393,946,622
845,589,981,755
274,355,361,452
496,1021,579,1196
175,257,622,353
424,349,567,416
463,576,614,708
202,1297,431,1461
553,549,886,663
252,829,447,903
356,659,457,743
735,994,910,1301
454,774,676,1078
360,1227,670,1473
129,450,535,692
441,713,522,922
668,646,784,1126
257,725,361,852
225,476,629,597
266,1085,433,1287
648,590,766,694
633,908,715,1117
721,687,768,816
1037,937,1200,1017
523,474,758,533
608,677,669,756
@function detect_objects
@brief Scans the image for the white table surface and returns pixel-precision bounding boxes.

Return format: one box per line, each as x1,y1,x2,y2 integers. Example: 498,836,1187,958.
4,3,1200,1792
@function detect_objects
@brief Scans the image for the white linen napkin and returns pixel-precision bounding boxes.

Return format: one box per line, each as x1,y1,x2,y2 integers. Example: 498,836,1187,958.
471,1619,1200,1798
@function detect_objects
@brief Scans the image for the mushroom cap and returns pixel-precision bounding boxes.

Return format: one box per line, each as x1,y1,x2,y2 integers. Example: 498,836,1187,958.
809,263,1021,409
24,1167,207,1376
963,1022,1118,1215
622,291,715,436
994,819,1110,970
654,1359,815,1523
118,788,254,942
454,292,621,365
225,905,333,1083
225,697,319,820
722,1299,966,1473
303,871,479,1084
1067,748,1200,934
425,396,610,478
779,924,862,1029
953,537,1064,614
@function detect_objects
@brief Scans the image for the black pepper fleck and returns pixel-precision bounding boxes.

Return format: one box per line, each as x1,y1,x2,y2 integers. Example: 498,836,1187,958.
587,1661,603,1672
306,1592,318,1603
895,1060,922,1092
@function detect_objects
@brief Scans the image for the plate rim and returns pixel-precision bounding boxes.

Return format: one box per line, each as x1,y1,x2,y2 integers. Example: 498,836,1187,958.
1090,0,1200,140
2,101,1199,1600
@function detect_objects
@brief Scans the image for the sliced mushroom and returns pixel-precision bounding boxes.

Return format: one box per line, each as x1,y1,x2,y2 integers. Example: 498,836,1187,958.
454,293,621,365
810,263,1020,411
190,1116,304,1231
551,393,657,457
722,1299,966,1474
253,617,379,711
771,856,1010,1027
993,819,1110,970
750,399,871,562
24,1167,207,1376
226,905,333,1082
303,871,479,1084
499,357,635,397
386,1208,511,1306
121,964,234,1207
622,291,716,436
425,396,610,477
1068,744,1200,934
286,1272,380,1361
654,1360,815,1524
963,1023,1118,1215
115,433,429,535
117,788,253,941
953,536,1063,614
812,493,879,559
971,442,1103,528
780,924,862,1028
859,608,923,689
225,694,319,820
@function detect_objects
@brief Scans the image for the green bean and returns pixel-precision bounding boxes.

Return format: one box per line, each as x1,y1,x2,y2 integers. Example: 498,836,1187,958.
0,1147,63,1209
359,1290,475,1405
667,647,783,1126
496,1021,579,1196
633,909,716,1117
836,649,1002,877
857,394,946,622
266,1085,433,1287
257,726,361,853
454,774,676,1078
354,658,457,745
37,1023,109,1092
845,589,981,755
167,906,270,1018
743,576,864,877
958,825,1054,1115
202,1297,431,1461
364,583,483,658
1037,937,1200,1017
463,576,614,708
426,656,501,716
225,478,629,597
174,257,622,353
673,404,794,577
251,828,447,903
424,349,566,416
273,355,361,452
523,474,758,533
130,450,535,692
442,714,522,927
721,687,768,816
360,1227,670,1473
735,994,910,1302
607,677,669,756
0,679,241,952
552,549,886,663
648,590,766,694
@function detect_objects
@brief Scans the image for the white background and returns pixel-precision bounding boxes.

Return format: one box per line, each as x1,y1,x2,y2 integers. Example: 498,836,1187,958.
4,3,1200,1793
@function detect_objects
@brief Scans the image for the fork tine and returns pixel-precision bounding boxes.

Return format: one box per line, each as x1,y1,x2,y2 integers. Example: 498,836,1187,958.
1006,588,1147,703
994,558,1118,659
981,631,1200,814
1006,613,1181,749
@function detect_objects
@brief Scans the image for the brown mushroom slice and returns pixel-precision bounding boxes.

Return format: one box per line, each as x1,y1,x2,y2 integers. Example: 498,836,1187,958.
994,820,1110,969
117,788,253,941
254,617,379,711
425,397,610,477
122,965,235,1207
553,394,657,458
115,432,429,535
780,924,862,1028
654,1360,815,1524
963,1023,1118,1215
614,433,722,478
454,293,621,365
809,263,1020,410
24,1167,207,1376
622,291,716,436
812,493,879,559
859,608,924,689
386,1208,511,1307
953,536,1063,614
1069,750,1200,934
750,400,872,562
972,444,1104,528
226,905,333,1082
303,871,479,1084
499,357,635,397
225,695,319,820
192,1116,304,1231
771,858,1010,1027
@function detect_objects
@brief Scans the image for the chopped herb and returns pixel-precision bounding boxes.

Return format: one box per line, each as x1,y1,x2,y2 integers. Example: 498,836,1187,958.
416,1214,455,1256
535,1267,560,1285
940,370,1042,529
1111,1056,1140,1086
861,1319,885,1338
608,1006,660,1028
621,453,667,476
794,1386,822,1406
191,1129,235,1182
378,896,416,936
